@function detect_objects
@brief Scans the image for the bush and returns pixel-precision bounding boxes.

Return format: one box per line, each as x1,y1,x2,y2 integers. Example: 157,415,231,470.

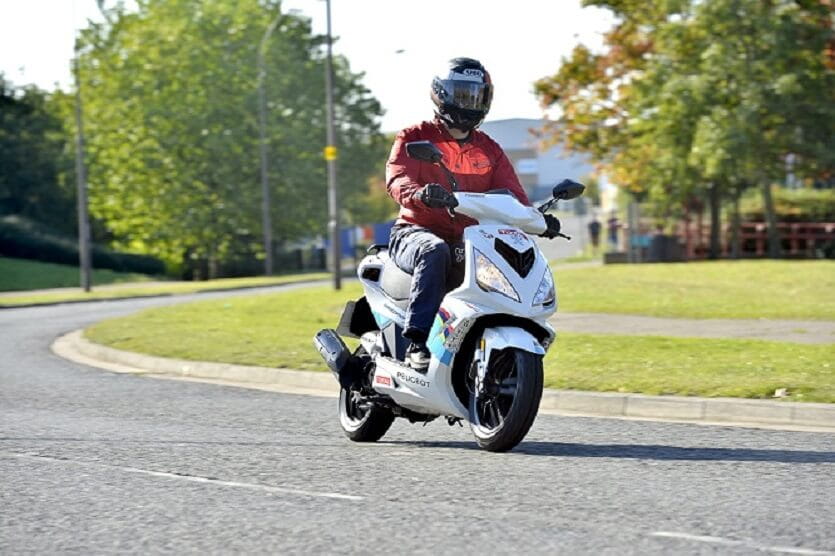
0,216,166,275
740,187,835,222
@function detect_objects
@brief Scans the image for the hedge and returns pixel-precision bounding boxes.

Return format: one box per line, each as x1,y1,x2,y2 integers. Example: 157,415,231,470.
740,187,835,223
0,216,165,276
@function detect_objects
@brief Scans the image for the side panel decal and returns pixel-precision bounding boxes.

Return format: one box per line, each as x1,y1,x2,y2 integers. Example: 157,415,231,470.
427,307,455,365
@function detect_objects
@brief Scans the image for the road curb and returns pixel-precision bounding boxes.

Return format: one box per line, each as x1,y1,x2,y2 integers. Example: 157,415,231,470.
54,330,835,432
538,390,835,430
53,330,337,395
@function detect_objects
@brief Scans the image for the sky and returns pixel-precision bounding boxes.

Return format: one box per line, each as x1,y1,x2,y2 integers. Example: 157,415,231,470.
0,0,616,132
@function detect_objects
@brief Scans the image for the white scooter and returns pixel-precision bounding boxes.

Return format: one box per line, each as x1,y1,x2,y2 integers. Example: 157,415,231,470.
314,140,584,452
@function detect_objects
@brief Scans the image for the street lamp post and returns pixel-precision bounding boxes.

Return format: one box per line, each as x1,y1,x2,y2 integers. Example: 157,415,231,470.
257,12,283,276
72,40,92,292
324,0,341,290
71,0,115,293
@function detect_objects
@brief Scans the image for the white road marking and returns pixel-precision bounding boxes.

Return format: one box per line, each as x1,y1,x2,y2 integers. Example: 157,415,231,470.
3,452,363,501
651,531,833,555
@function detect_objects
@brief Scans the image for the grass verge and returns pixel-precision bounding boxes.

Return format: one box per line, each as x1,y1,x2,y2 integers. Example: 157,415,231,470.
554,260,835,320
546,334,833,402
85,283,835,402
0,257,154,291
12,259,832,319
0,271,329,307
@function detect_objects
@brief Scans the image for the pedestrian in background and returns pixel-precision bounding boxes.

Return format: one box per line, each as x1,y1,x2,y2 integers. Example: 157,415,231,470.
607,212,619,250
588,217,601,254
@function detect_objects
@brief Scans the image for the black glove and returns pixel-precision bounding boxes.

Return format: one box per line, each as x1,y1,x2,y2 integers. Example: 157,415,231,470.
540,214,562,239
416,183,458,209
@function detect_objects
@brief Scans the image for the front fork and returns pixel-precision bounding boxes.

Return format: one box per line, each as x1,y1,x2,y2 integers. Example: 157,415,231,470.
470,336,489,397
469,326,547,395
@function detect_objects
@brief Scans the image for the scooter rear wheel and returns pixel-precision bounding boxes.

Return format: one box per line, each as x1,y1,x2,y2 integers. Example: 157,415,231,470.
338,387,394,442
469,348,543,452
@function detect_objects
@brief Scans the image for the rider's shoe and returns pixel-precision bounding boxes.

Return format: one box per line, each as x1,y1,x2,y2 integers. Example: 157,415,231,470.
406,342,431,373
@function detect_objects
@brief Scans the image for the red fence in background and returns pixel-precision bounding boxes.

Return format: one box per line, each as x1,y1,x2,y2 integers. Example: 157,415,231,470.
680,221,835,259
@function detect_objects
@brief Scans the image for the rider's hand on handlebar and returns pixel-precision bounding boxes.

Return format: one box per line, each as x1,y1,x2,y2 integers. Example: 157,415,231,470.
416,183,458,209
539,214,562,239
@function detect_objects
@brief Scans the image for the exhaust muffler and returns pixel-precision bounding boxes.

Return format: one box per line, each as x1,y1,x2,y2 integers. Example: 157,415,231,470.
313,329,360,389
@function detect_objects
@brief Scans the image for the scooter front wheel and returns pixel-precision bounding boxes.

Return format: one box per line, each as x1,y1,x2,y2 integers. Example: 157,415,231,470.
338,387,394,442
469,348,543,452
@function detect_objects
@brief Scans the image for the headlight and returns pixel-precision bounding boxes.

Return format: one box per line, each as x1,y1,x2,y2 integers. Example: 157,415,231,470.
533,270,555,306
475,249,520,302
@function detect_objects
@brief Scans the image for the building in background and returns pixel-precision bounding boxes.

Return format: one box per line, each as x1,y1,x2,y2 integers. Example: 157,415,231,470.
480,118,595,202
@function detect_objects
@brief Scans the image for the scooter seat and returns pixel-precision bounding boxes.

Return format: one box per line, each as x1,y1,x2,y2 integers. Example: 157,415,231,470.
380,257,413,302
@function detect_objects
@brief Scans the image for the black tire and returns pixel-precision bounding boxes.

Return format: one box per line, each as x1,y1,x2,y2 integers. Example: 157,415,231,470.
338,387,395,442
469,348,543,452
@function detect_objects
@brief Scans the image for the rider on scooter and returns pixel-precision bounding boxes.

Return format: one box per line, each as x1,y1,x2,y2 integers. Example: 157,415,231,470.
385,57,561,371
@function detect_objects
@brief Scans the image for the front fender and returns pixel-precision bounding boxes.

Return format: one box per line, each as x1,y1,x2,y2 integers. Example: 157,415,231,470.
481,326,545,359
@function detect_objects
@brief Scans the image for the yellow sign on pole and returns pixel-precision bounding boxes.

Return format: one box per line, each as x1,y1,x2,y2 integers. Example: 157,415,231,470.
324,145,338,161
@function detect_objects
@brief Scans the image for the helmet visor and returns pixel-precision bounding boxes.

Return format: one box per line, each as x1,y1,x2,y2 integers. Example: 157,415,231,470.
438,80,493,112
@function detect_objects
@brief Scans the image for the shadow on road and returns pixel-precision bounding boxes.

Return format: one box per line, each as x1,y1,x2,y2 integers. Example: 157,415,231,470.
4,437,832,463
383,440,835,463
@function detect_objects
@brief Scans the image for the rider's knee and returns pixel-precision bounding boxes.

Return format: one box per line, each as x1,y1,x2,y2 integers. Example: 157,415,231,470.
421,240,451,268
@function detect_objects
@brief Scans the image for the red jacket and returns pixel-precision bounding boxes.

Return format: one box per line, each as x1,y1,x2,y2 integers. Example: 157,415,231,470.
386,120,530,243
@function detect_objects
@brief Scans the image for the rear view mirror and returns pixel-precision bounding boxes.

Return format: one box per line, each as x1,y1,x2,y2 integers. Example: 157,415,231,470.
406,140,443,163
552,179,585,200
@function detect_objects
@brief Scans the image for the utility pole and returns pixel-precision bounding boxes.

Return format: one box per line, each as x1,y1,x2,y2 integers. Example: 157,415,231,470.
73,40,92,292
324,0,341,289
257,11,283,276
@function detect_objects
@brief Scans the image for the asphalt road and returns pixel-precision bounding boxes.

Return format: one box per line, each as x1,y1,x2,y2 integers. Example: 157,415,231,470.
2,291,834,554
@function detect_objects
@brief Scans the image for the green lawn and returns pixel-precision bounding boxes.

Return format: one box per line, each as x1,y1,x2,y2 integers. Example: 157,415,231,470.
0,257,155,291
554,260,835,320
86,284,358,371
0,267,329,307
8,258,831,319
546,334,833,402
85,283,835,402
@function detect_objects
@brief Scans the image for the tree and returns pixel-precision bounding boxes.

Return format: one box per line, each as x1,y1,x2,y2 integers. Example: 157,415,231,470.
73,0,387,277
536,0,835,258
344,132,398,226
683,0,835,257
0,76,75,234
580,173,602,207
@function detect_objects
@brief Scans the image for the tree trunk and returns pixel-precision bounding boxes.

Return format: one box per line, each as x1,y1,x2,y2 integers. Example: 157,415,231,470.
696,207,704,257
208,244,219,280
731,192,741,259
708,183,721,259
760,181,781,258
627,201,641,263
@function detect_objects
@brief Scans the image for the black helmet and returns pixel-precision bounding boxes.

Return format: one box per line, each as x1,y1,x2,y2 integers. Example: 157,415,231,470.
431,57,493,132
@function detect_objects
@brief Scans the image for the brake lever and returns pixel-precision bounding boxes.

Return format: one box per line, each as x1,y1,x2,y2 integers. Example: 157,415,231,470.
557,232,571,240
